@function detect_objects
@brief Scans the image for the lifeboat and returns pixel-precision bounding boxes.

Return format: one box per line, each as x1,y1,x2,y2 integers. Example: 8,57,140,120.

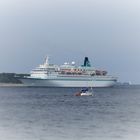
95,70,107,76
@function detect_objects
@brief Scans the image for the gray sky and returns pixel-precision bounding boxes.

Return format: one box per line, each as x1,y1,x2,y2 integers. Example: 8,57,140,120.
0,0,140,84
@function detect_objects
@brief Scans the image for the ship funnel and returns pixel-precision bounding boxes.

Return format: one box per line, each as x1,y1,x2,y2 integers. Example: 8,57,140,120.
83,57,91,67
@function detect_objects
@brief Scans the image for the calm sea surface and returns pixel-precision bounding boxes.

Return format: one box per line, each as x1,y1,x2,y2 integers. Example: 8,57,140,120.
0,85,140,140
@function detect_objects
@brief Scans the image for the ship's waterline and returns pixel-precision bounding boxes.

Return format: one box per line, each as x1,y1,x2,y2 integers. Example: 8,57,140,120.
21,78,116,87
20,56,117,87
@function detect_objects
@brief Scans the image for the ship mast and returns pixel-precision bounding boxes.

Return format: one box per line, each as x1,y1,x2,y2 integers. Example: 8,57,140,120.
44,56,49,66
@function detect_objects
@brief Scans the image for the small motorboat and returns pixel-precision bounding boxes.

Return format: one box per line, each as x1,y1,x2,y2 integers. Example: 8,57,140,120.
75,88,93,96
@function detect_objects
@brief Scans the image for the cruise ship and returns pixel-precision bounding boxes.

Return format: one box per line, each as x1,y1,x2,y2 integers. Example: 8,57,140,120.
20,56,117,87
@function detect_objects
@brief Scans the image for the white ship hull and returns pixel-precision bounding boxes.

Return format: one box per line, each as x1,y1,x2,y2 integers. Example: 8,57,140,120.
20,76,117,87
20,56,117,87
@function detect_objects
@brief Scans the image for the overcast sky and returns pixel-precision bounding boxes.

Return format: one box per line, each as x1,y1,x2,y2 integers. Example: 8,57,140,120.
0,0,140,83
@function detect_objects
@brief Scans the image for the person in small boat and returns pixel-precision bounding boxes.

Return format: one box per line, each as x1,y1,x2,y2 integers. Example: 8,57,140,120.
80,88,88,93
75,88,89,96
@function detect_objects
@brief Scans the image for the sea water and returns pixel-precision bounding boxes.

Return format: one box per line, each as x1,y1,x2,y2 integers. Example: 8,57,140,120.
0,85,140,140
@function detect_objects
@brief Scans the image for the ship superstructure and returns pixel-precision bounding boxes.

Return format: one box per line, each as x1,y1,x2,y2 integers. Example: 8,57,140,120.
21,56,117,87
